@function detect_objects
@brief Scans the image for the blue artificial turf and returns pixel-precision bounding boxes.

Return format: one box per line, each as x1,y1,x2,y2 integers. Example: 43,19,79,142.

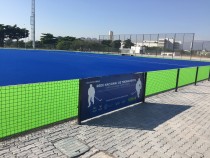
0,49,210,86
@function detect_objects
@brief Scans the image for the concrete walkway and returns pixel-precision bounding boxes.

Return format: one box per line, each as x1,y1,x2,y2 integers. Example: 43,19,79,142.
0,81,210,158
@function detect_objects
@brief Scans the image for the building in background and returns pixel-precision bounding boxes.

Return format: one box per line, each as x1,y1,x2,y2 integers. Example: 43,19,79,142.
109,31,113,41
173,41,182,50
134,38,181,51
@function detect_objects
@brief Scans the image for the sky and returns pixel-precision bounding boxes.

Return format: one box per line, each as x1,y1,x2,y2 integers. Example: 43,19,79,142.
0,0,210,41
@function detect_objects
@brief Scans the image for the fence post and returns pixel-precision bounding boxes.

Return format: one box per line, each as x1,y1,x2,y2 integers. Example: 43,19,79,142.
78,80,82,125
172,33,176,60
190,33,195,60
156,34,159,57
142,72,147,103
175,69,180,92
208,67,210,81
195,67,199,85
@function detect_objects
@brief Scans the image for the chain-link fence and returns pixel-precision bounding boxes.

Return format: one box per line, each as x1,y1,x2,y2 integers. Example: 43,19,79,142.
99,33,201,60
192,40,210,60
1,32,210,61
99,34,210,61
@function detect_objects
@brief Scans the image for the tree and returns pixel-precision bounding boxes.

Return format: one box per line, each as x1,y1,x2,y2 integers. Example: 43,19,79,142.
71,39,87,51
4,39,14,47
5,25,29,47
18,40,25,48
90,41,104,51
101,40,112,47
14,27,29,47
56,36,76,50
25,41,32,48
124,39,134,48
56,41,71,50
40,33,57,49
112,40,121,49
35,41,44,48
0,24,6,47
57,36,76,42
0,24,29,47
25,40,42,49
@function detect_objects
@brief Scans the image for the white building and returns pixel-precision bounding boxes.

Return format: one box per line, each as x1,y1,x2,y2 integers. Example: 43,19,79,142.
130,46,145,54
134,38,181,50
141,40,159,47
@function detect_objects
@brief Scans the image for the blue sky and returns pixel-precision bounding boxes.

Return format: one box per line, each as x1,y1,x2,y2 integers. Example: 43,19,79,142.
0,0,209,40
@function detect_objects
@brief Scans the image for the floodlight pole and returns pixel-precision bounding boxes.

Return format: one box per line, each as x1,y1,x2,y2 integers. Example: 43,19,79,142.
31,0,35,49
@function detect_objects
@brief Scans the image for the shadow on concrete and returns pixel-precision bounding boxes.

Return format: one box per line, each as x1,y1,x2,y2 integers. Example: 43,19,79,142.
83,102,191,131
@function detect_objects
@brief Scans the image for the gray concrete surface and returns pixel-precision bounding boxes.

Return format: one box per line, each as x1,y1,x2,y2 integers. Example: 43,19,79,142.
0,81,210,158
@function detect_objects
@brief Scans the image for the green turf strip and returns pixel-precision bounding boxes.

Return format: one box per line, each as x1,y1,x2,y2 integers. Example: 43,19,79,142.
146,69,177,96
0,79,79,138
197,66,210,81
178,67,197,87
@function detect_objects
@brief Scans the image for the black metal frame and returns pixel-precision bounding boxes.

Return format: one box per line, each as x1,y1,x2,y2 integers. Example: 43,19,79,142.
175,69,180,92
209,67,210,81
195,67,199,85
147,66,210,99
142,72,147,103
78,80,82,125
78,66,210,125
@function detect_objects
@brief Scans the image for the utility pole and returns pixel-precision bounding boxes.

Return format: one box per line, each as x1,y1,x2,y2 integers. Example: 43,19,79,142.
31,0,35,49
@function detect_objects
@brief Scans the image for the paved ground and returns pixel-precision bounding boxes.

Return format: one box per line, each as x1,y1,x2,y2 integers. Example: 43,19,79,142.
0,81,210,158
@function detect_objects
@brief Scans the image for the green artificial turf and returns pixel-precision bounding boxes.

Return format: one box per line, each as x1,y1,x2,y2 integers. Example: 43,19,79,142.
197,66,210,81
178,67,197,87
146,69,177,96
0,79,79,138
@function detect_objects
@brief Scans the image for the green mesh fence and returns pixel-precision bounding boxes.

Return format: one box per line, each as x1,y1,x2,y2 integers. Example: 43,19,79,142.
197,66,210,81
146,69,177,96
178,67,197,87
0,79,79,138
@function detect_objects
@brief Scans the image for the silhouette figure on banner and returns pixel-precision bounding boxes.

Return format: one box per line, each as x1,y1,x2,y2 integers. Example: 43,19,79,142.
88,84,95,107
136,78,142,98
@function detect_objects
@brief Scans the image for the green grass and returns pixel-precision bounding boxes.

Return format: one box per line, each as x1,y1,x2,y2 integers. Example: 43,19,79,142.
0,79,79,138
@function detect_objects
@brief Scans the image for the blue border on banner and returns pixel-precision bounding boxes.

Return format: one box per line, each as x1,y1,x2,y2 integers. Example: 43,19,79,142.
79,73,145,122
